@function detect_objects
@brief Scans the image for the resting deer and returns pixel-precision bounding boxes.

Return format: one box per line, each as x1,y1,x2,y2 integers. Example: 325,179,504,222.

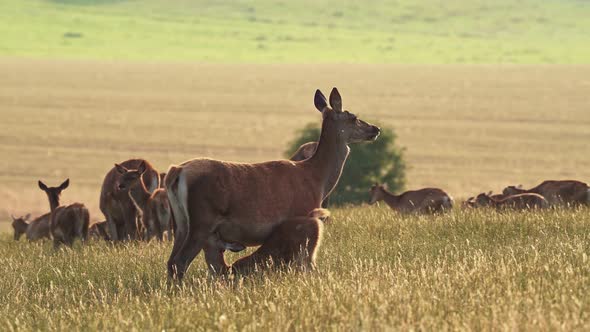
115,162,174,241
100,159,159,241
89,221,110,241
165,88,380,280
11,213,52,241
368,184,453,214
38,179,90,248
474,192,548,210
503,180,589,206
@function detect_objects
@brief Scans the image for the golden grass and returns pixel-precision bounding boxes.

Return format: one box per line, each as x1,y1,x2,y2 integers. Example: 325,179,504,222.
0,59,589,223
1,206,589,330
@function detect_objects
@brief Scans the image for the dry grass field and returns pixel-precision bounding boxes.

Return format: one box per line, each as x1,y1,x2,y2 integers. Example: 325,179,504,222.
1,60,589,226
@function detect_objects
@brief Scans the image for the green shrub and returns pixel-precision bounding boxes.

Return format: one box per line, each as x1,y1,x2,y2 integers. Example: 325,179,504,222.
285,123,406,205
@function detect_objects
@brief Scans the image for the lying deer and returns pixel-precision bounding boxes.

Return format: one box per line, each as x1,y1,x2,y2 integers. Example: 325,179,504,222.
115,162,174,241
38,179,89,248
368,184,453,214
89,221,110,241
503,180,589,206
100,159,159,241
474,192,548,210
165,87,380,280
11,213,52,241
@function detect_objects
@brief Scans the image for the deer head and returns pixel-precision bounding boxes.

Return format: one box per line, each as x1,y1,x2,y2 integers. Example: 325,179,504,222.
11,214,30,240
38,179,69,211
368,183,386,205
115,161,147,191
475,193,494,206
314,88,380,144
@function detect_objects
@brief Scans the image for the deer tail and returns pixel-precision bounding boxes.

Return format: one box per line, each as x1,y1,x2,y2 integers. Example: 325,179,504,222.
165,166,189,245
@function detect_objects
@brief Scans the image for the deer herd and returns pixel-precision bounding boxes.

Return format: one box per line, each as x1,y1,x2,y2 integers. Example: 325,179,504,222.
8,88,590,281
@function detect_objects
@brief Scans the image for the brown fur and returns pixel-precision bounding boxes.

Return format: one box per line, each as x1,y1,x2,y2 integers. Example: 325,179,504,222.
475,192,549,210
11,213,51,241
116,162,174,241
231,209,328,274
166,88,380,280
39,179,90,248
99,159,159,241
369,184,453,214
503,180,589,206
89,221,110,241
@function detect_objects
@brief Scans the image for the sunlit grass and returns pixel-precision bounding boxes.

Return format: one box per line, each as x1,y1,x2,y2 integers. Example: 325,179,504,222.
1,206,589,330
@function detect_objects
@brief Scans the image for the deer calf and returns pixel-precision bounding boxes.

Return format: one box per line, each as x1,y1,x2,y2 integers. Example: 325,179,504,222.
503,180,589,206
369,184,453,214
230,208,328,275
115,162,174,241
11,213,52,241
38,179,89,248
474,192,548,210
89,221,110,241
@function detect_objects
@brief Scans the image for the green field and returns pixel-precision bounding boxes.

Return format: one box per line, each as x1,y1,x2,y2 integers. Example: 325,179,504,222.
2,206,589,330
1,0,589,63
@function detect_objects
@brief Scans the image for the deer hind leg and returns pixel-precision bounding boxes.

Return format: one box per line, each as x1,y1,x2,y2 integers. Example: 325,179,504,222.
231,216,324,275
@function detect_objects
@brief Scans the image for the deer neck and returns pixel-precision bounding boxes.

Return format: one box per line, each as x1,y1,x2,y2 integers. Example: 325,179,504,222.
306,119,350,199
128,181,150,212
46,194,60,212
380,188,401,210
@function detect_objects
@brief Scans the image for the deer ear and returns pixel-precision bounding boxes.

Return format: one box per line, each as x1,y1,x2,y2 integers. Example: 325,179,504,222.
314,89,328,112
137,161,147,174
115,163,127,174
38,180,48,191
59,179,70,190
329,87,342,112
10,214,16,221
517,184,523,189
382,183,388,189
487,191,493,195
24,213,31,221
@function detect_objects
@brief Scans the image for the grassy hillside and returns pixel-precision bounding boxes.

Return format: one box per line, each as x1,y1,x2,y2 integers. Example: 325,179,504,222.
1,206,589,330
0,0,589,62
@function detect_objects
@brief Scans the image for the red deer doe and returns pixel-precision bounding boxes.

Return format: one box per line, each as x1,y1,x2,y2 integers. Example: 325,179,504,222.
89,221,110,241
38,179,90,248
115,162,174,241
368,184,453,214
164,88,380,280
11,213,52,241
503,180,590,206
474,192,548,210
100,159,159,241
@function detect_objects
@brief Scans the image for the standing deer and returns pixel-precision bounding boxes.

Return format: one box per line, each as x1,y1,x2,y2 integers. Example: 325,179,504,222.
164,88,380,280
503,180,589,206
474,192,548,210
368,184,453,214
100,159,159,241
11,213,52,241
115,162,174,241
38,179,90,248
